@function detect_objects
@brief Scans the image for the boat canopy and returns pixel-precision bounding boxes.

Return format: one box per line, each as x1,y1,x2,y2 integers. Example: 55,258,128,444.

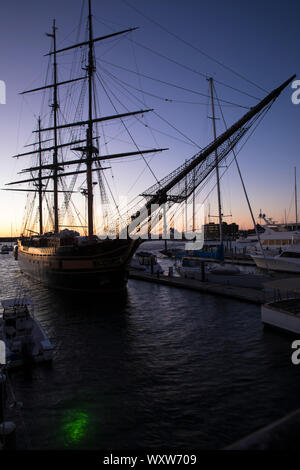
175,243,224,261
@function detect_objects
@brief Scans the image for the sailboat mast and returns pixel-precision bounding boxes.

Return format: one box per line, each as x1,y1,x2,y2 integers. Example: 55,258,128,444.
295,166,298,226
192,168,196,232
86,0,95,239
185,160,188,232
208,77,223,243
52,19,59,234
38,117,43,234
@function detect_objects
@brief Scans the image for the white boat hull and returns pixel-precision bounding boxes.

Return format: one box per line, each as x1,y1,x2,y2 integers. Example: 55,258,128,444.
177,266,204,280
261,303,300,334
251,255,300,273
0,299,53,369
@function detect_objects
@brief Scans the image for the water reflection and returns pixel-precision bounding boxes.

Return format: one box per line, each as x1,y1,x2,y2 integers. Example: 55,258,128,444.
1,252,300,449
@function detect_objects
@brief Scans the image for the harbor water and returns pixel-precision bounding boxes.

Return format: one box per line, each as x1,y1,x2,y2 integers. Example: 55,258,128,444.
1,245,300,450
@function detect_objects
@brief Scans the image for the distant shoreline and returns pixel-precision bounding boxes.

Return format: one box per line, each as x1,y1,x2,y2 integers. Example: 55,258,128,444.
0,237,18,243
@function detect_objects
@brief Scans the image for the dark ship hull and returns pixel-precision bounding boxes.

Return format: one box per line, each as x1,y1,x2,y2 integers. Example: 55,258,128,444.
16,237,140,292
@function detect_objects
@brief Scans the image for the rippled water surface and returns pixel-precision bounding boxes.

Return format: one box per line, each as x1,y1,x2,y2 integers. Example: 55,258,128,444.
1,245,300,450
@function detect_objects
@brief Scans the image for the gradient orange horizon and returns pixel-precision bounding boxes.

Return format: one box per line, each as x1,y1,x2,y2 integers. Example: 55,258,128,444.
0,210,293,238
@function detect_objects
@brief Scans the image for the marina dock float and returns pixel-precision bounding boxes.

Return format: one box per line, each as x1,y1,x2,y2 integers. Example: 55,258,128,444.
129,269,270,304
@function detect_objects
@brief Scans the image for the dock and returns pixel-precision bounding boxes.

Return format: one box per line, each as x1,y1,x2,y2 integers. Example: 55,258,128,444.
129,269,271,304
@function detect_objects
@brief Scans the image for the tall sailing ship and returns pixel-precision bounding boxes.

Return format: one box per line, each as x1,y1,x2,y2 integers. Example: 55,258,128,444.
7,0,295,292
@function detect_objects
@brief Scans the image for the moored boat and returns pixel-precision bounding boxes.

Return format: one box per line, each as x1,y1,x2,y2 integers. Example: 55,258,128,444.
262,278,300,334
17,232,139,292
251,246,300,273
246,212,300,255
131,251,164,274
0,297,53,368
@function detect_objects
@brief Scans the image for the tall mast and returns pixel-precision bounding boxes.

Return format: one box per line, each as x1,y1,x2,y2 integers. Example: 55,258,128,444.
38,117,43,234
51,19,59,233
208,77,223,243
184,160,188,232
86,0,95,239
295,166,298,226
192,168,196,232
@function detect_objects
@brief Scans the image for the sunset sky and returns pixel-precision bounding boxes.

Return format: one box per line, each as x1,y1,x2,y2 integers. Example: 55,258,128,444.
0,0,299,236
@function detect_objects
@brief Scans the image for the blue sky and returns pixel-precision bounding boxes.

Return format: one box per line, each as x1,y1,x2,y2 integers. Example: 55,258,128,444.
0,0,299,234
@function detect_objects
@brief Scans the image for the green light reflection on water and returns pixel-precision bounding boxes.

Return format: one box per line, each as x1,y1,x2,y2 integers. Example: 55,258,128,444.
62,409,89,447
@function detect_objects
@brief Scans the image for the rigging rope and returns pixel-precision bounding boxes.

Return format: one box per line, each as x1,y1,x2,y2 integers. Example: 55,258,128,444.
121,0,268,93
95,70,160,184
99,59,251,109
125,36,261,101
197,101,275,208
98,66,203,148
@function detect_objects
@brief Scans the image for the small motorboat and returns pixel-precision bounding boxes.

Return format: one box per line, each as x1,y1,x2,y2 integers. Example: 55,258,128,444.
0,297,53,368
131,251,164,274
175,256,207,280
0,245,9,254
